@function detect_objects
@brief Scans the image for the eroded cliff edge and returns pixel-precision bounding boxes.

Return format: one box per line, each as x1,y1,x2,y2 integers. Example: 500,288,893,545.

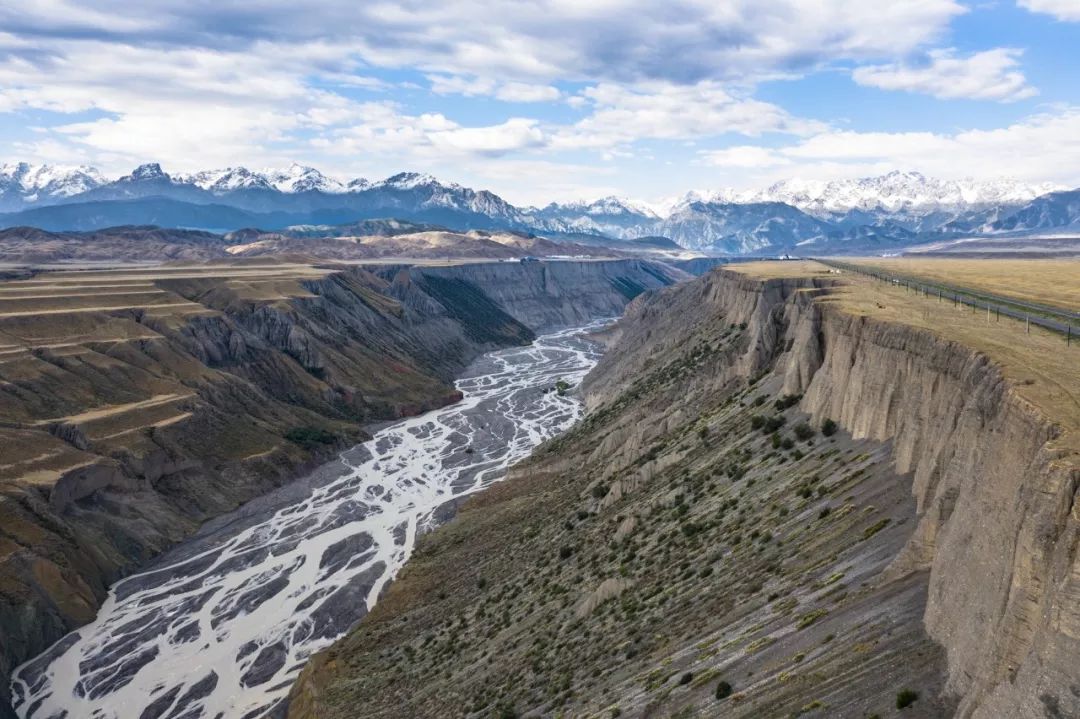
288,265,1079,718
0,258,685,717
595,267,1080,717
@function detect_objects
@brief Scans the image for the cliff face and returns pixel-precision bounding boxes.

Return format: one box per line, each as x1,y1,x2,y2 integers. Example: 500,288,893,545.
287,266,1078,719
0,258,680,717
377,258,689,332
789,309,1079,719
595,268,1080,717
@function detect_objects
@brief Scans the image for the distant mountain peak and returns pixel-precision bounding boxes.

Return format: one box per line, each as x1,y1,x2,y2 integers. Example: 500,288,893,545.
380,172,448,189
123,163,169,182
264,164,345,194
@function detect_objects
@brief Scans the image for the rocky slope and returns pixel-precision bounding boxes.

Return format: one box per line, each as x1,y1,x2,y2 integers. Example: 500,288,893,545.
287,265,1079,718
0,258,682,717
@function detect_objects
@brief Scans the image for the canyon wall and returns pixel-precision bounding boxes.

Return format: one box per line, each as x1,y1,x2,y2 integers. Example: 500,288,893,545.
288,265,1077,718
592,268,1080,717
0,258,682,717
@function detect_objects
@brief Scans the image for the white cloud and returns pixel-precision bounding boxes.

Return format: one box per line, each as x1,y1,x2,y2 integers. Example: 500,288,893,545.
853,48,1036,102
556,81,826,150
495,83,561,103
429,118,546,155
698,106,1080,187
1017,0,1080,21
427,75,560,103
701,146,792,168
0,1,966,85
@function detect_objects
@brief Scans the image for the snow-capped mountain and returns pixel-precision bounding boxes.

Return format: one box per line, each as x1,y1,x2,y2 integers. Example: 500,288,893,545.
0,162,1074,253
693,172,1062,220
524,197,660,238
178,167,275,193
659,201,833,253
990,189,1080,233
0,163,105,210
265,164,347,194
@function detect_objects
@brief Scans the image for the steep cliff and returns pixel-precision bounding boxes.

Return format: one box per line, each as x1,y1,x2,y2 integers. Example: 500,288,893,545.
0,258,681,717
288,264,1079,718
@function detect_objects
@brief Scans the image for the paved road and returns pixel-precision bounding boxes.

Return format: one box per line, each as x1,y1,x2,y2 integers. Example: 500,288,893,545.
816,258,1079,342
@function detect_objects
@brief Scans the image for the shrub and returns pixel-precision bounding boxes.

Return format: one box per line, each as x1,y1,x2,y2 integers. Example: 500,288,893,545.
822,419,839,437
679,672,694,685
781,437,795,450
558,546,575,560
771,433,782,449
818,506,831,519
750,415,766,430
793,423,815,441
591,483,609,499
284,426,336,448
715,680,733,700
774,394,802,411
896,689,919,709
764,415,786,433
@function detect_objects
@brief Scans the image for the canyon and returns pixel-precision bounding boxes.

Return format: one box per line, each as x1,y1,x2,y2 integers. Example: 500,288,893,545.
0,257,687,718
285,263,1080,718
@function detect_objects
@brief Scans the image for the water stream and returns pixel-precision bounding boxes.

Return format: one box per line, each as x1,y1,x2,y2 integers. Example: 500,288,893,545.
12,322,605,719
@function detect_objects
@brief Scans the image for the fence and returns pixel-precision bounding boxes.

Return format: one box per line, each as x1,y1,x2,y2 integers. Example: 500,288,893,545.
814,258,1078,347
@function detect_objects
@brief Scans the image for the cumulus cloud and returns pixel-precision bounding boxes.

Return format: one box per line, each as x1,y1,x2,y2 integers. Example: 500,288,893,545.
556,82,826,150
853,48,1036,102
428,75,560,103
1017,0,1080,21
699,107,1080,186
0,1,966,84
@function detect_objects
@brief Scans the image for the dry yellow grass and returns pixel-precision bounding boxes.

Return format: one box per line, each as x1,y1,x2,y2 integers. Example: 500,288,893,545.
844,257,1080,312
726,260,837,280
729,260,1080,453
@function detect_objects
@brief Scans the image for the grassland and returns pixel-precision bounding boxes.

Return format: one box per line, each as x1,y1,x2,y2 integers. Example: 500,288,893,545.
729,260,1080,453
844,257,1080,313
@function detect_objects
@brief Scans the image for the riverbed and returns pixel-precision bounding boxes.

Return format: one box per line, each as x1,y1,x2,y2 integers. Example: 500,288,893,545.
12,322,605,719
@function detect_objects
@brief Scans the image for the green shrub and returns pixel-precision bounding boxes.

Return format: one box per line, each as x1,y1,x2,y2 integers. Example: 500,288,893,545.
764,415,786,433
284,426,337,448
591,483,609,499
750,415,766,430
679,672,694,685
821,419,839,437
793,422,815,441
558,546,575,560
715,680,733,700
774,394,802,411
896,689,919,709
781,437,795,450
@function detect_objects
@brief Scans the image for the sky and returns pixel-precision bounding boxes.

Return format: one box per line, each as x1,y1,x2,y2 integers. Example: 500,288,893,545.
1,0,1079,205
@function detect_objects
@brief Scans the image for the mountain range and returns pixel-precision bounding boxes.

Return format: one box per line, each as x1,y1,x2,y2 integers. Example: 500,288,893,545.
1,162,1077,254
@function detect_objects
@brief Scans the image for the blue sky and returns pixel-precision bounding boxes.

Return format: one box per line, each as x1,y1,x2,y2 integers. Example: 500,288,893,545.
0,0,1078,204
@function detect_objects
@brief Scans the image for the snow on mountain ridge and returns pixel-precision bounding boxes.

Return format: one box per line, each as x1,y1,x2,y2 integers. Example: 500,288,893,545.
0,162,106,200
692,172,1063,217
